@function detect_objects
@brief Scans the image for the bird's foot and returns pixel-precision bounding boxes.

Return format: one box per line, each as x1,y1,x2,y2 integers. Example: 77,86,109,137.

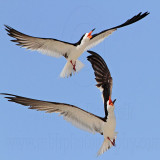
107,137,115,146
113,138,116,146
70,60,76,71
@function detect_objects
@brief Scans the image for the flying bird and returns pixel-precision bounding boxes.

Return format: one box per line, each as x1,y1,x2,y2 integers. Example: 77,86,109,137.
1,51,116,155
5,12,149,78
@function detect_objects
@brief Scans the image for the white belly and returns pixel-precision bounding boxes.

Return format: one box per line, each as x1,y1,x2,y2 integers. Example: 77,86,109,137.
68,43,88,61
68,49,83,60
103,114,116,139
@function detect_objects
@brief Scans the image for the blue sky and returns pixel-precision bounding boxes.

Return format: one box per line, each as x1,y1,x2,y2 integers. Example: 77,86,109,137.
0,0,159,160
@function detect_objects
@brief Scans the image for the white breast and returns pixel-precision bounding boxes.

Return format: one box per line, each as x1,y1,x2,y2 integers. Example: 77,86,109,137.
103,112,116,139
68,35,90,60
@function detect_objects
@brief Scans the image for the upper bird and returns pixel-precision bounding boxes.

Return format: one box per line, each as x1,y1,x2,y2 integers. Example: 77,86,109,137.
5,12,149,78
1,51,117,156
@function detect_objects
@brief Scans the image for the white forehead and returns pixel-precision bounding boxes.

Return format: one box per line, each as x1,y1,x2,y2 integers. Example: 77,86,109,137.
81,33,89,41
85,33,88,37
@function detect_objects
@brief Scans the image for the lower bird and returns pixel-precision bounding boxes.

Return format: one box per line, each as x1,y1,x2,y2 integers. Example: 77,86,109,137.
1,50,116,156
5,12,149,77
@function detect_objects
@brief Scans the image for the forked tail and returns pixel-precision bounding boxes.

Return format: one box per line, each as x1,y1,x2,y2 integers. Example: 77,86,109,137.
60,60,84,78
97,138,115,156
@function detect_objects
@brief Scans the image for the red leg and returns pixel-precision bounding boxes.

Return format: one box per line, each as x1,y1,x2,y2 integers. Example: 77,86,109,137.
70,60,76,71
107,137,115,146
113,139,116,146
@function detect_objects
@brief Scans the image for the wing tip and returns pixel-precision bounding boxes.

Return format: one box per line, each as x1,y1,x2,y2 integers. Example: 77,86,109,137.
4,24,13,33
112,11,150,30
0,93,15,96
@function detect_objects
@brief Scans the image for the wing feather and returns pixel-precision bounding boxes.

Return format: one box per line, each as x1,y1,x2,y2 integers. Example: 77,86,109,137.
1,93,104,134
5,25,75,58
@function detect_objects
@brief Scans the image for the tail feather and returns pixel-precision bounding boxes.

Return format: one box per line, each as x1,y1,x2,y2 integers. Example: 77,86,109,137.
97,139,114,156
75,59,84,72
60,60,84,78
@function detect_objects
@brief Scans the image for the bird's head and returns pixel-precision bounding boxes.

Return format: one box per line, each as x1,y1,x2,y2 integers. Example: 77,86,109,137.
107,96,116,111
78,28,95,45
86,28,95,39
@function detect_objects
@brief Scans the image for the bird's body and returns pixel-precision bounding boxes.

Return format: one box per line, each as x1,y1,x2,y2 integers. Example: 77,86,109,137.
98,105,117,155
66,34,90,60
60,34,90,77
103,108,116,139
5,12,149,77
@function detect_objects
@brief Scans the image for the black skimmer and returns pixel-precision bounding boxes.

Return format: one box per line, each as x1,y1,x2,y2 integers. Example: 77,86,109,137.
1,51,116,155
5,12,149,78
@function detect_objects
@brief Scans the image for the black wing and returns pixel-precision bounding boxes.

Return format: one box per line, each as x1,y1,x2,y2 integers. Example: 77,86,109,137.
84,12,149,51
87,51,113,118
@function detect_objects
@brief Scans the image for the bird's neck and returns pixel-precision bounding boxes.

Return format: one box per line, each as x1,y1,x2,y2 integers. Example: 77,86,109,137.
107,110,115,120
77,41,87,49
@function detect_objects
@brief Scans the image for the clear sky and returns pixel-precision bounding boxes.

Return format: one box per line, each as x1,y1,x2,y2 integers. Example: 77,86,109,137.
0,0,159,160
